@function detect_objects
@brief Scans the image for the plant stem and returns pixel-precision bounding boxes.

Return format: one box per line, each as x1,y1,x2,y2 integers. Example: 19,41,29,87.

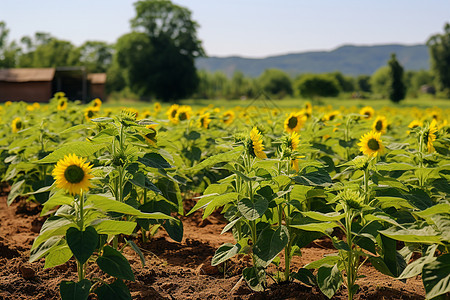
363,168,369,205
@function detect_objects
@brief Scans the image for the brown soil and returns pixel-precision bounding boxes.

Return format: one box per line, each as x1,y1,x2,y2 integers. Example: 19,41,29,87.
0,193,426,300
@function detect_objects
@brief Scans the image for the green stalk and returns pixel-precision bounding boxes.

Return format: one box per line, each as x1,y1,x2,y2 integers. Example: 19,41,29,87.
77,191,85,281
363,168,369,205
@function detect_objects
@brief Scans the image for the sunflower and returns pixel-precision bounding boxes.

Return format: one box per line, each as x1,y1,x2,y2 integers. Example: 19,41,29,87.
54,92,66,100
84,107,98,121
323,111,340,122
359,106,375,119
91,98,102,109
175,105,192,123
143,124,157,145
408,120,422,129
154,102,161,113
358,131,385,157
52,154,93,195
5,101,12,107
32,102,40,110
11,117,23,133
303,102,312,118
424,119,437,153
198,112,211,129
222,110,235,125
249,127,267,159
287,132,301,172
167,104,180,124
372,116,388,134
141,110,152,119
57,98,68,111
284,112,306,133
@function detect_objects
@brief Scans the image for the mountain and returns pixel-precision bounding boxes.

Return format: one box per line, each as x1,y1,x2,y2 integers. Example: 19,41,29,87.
195,44,429,77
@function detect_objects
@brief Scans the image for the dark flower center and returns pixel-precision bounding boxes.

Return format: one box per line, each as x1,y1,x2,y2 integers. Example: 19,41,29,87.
15,121,22,129
178,112,187,121
367,138,380,151
375,120,383,131
64,165,85,184
329,114,335,121
145,130,156,140
171,109,178,118
288,117,298,129
87,110,95,118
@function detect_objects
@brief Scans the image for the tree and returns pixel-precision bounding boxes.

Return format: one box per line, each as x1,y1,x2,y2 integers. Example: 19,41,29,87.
330,71,355,92
427,23,450,97
115,0,204,101
0,21,20,68
294,74,340,99
387,53,406,103
370,66,390,98
258,69,293,99
77,41,113,73
356,75,371,92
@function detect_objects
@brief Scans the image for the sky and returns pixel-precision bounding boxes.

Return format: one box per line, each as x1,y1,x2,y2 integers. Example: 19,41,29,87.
2,0,450,58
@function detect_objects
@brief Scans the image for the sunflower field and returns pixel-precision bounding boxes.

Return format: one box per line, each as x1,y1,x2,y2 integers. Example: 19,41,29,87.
1,93,449,300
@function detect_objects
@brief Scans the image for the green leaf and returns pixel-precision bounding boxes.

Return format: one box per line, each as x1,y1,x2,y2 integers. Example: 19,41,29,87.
243,267,266,292
187,147,242,174
414,204,450,219
31,217,75,251
138,152,172,169
86,195,173,220
303,255,341,269
380,235,405,277
431,214,450,242
93,220,136,236
44,244,72,269
375,197,415,210
237,196,268,221
41,191,74,215
60,279,92,300
212,239,248,266
380,224,442,244
90,117,114,123
66,226,99,265
129,173,162,195
162,218,184,243
422,253,450,299
397,244,437,280
292,268,317,286
369,256,394,277
203,192,239,218
254,226,289,268
95,279,131,300
30,236,63,262
96,246,135,281
39,141,107,164
317,265,343,299
7,179,25,206
290,222,337,235
293,168,332,187
301,211,344,222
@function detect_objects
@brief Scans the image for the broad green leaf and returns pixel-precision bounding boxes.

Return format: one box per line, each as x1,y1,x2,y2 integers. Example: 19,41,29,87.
303,255,341,269
290,222,337,235
203,192,239,218
212,239,248,266
187,147,242,174
162,218,184,243
60,279,92,300
138,152,172,169
39,141,107,164
397,244,438,280
31,217,75,250
369,256,394,277
96,246,135,281
301,211,344,222
187,183,231,215
41,191,74,215
238,196,268,221
414,204,450,219
422,253,450,299
380,235,406,277
376,162,415,171
30,236,63,262
380,224,442,244
7,179,25,206
86,195,173,220
129,173,162,195
431,214,450,242
317,265,343,299
292,268,317,286
254,225,289,268
293,169,332,187
92,220,136,236
375,197,415,210
243,267,266,292
66,226,98,265
44,244,72,269
95,279,131,300
125,239,145,267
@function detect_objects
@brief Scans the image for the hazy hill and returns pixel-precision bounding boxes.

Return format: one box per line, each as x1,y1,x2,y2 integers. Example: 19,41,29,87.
195,44,429,77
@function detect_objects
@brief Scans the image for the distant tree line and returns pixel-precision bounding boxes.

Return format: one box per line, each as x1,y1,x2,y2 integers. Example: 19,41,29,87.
1,10,450,101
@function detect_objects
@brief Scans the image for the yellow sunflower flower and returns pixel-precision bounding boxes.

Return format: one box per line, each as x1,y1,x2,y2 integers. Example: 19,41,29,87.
198,112,211,129
175,105,192,123
84,107,98,121
284,112,307,133
143,124,157,145
91,98,102,110
323,111,340,122
288,132,301,172
250,127,267,159
358,131,385,157
167,104,180,124
11,117,23,133
424,119,438,153
372,116,388,134
57,98,68,111
360,106,375,119
408,120,422,129
52,154,93,195
141,110,152,119
5,101,12,107
222,110,235,125
154,102,161,113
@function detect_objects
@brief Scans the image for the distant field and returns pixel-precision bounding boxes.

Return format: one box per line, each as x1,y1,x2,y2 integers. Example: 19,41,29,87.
104,96,450,110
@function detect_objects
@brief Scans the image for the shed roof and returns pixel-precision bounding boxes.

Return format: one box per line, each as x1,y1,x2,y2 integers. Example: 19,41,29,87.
88,73,107,84
0,68,55,82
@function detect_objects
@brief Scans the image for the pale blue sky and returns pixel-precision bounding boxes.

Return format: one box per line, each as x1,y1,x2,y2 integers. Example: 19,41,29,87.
2,0,449,58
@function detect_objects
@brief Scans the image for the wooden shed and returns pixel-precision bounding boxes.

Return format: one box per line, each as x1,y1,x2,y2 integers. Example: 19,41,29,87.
0,68,55,102
88,73,107,100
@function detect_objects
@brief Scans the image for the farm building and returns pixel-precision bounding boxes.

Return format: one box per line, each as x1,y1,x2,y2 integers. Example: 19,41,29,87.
0,67,106,102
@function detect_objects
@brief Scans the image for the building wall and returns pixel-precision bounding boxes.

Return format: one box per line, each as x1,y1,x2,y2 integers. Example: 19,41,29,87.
90,83,105,100
0,81,53,102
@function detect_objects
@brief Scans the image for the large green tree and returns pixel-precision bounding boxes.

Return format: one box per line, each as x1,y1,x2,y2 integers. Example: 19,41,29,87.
0,21,20,68
294,74,340,99
427,23,450,97
258,69,293,99
387,53,406,103
115,0,204,101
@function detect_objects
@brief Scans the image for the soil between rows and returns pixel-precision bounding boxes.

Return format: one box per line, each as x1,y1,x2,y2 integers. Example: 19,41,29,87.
0,192,426,300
